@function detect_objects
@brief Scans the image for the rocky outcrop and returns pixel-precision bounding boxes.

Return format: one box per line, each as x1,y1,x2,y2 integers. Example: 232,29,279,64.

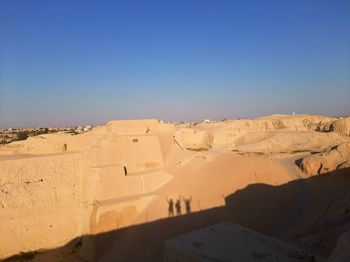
314,117,350,137
330,118,350,137
299,142,350,176
316,122,333,132
234,130,346,154
198,115,340,150
258,114,337,131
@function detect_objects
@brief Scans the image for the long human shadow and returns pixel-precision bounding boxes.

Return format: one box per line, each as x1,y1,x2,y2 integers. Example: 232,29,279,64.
3,168,350,262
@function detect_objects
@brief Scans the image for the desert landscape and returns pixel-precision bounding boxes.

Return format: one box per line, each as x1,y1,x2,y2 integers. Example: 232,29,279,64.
1,1,349,261
1,115,350,261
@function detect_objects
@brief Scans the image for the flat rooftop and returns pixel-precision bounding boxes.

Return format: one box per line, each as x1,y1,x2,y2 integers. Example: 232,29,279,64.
164,222,310,262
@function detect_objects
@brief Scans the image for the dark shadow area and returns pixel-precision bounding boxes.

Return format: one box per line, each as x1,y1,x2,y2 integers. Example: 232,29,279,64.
3,168,350,262
175,196,182,216
183,196,192,214
165,197,174,218
294,157,303,167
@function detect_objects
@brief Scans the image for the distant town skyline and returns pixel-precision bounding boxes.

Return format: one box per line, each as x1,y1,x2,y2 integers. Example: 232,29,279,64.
1,0,350,128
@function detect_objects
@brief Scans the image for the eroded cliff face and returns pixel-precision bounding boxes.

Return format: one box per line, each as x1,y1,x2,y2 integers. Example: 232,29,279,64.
330,117,350,137
299,142,350,177
175,115,345,151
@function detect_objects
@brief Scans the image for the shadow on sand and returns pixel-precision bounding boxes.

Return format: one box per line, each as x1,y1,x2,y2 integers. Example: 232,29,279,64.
4,168,350,261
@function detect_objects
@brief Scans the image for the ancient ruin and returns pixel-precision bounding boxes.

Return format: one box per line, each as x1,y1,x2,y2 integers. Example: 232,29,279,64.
0,115,350,261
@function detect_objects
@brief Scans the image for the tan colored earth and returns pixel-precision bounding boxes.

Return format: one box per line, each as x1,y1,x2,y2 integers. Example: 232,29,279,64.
300,142,350,176
1,115,350,261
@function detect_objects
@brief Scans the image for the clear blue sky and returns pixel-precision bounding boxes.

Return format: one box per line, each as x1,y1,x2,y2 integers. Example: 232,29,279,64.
1,0,349,128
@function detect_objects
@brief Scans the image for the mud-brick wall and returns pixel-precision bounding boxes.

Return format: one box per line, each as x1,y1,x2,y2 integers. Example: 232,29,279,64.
89,135,164,173
0,153,84,259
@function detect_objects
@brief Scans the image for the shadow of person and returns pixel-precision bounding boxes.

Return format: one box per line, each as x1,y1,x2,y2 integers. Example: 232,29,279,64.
183,196,192,214
165,197,174,218
175,196,182,216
